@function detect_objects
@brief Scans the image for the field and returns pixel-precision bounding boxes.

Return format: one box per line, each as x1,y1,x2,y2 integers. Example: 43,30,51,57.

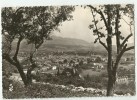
81,69,106,76
3,49,135,99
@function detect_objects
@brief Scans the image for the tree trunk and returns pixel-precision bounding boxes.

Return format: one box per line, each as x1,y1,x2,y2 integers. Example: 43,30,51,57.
26,67,33,84
15,63,28,86
57,67,60,76
107,76,116,96
26,53,37,84
106,36,114,96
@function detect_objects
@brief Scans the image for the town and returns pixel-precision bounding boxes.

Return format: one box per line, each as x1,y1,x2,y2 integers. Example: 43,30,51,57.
2,4,135,98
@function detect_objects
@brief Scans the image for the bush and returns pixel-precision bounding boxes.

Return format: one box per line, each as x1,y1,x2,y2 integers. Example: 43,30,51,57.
115,81,135,95
3,77,12,90
36,72,108,89
3,81,95,99
34,73,53,82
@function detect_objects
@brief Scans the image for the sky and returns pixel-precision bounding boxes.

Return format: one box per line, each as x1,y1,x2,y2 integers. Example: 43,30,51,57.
53,6,134,44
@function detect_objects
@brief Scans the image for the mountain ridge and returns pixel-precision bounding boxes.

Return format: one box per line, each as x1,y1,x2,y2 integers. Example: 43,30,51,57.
10,36,134,53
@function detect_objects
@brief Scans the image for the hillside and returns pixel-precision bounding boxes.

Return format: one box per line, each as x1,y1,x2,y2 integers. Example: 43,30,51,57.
10,36,104,53
10,36,134,54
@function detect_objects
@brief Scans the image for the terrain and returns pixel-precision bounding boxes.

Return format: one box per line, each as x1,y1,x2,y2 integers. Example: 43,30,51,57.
3,36,135,98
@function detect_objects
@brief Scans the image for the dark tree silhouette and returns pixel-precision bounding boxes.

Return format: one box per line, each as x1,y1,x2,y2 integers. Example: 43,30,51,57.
2,6,74,86
88,4,134,96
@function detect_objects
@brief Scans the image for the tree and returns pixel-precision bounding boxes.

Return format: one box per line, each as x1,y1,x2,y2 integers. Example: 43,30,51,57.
88,4,134,96
2,6,74,86
95,56,102,62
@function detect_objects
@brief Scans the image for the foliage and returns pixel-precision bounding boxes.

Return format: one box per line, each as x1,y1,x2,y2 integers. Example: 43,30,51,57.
2,6,75,85
3,82,95,99
2,6,75,46
87,4,134,96
115,81,135,95
95,56,102,62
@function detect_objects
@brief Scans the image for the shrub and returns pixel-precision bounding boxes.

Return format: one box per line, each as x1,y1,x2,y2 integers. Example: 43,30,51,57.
3,77,12,90
115,81,135,95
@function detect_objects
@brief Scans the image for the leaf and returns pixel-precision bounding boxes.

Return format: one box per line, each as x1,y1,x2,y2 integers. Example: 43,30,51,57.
93,29,97,33
112,21,115,26
94,38,98,43
118,25,121,28
2,6,75,50
89,24,94,29
120,35,125,40
95,20,98,24
100,33,105,37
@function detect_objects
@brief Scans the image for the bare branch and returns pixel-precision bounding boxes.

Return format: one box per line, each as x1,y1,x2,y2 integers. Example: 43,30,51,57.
121,17,132,34
2,53,16,65
115,8,120,54
113,44,134,74
120,34,132,48
99,40,108,51
90,8,108,51
121,17,131,26
88,5,108,30
124,46,134,52
13,36,23,61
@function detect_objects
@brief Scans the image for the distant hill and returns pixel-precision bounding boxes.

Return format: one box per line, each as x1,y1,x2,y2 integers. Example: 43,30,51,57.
40,36,94,52
10,36,134,54
46,36,92,46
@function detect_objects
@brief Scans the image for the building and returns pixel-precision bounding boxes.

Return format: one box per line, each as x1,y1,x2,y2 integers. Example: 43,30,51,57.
52,66,57,70
116,76,129,85
91,63,104,69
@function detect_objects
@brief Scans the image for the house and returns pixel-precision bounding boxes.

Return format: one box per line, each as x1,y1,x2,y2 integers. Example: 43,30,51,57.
91,63,104,69
61,67,79,77
52,66,57,70
102,58,107,62
116,76,129,85
125,57,130,61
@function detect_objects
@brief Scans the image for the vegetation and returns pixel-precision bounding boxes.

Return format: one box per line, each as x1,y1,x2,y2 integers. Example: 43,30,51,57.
2,4,135,98
2,6,75,86
3,81,97,99
87,4,134,96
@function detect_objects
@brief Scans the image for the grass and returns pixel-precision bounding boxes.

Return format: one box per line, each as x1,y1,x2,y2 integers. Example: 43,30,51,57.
3,73,135,99
81,69,106,77
3,82,96,99
114,81,136,95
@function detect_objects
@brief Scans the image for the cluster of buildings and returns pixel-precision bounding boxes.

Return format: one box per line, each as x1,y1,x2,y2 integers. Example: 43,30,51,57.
116,76,129,85
20,53,107,74
125,57,134,62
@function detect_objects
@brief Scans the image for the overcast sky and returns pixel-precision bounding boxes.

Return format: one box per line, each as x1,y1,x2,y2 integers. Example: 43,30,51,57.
53,6,134,44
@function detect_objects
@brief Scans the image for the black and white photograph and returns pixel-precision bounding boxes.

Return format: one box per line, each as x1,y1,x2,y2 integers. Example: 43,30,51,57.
0,0,136,99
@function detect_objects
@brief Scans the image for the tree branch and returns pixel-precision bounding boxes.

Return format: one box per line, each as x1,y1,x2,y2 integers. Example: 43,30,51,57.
14,7,23,15
35,38,44,49
120,33,132,48
26,46,38,83
12,7,23,24
13,36,23,61
113,45,134,75
115,8,120,54
2,53,16,65
124,46,134,52
99,40,108,51
90,8,108,51
88,5,108,30
121,17,131,26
